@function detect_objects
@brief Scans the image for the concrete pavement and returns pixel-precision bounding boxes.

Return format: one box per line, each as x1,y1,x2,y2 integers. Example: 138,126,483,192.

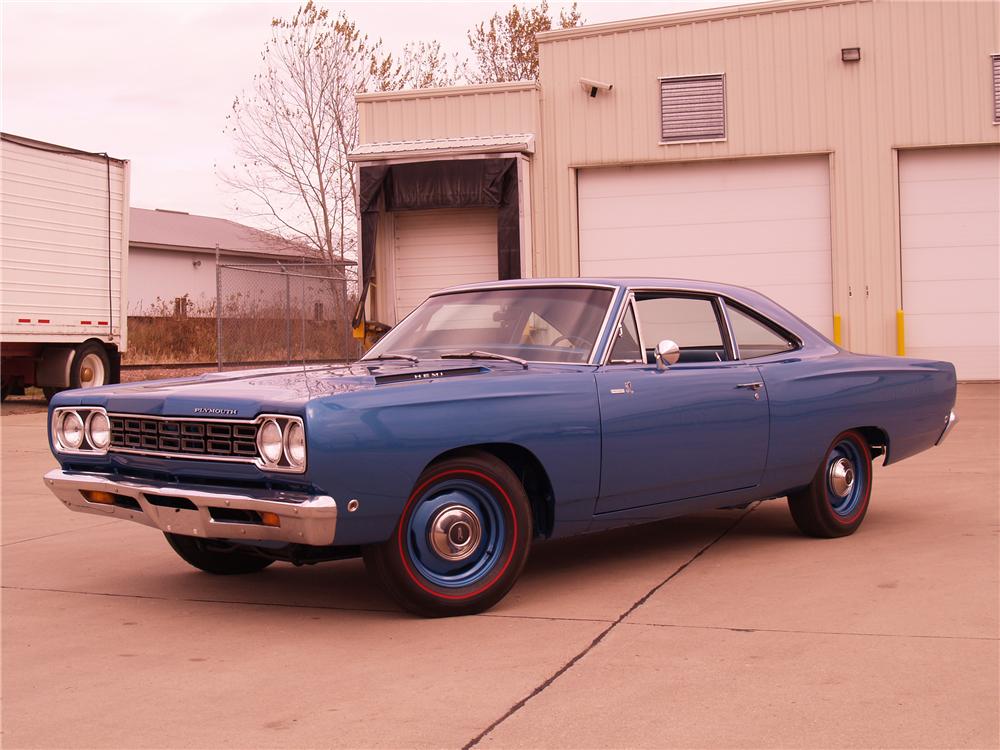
2,386,997,748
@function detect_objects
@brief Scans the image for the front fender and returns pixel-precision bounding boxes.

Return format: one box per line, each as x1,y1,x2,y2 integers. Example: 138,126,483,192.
304,372,602,545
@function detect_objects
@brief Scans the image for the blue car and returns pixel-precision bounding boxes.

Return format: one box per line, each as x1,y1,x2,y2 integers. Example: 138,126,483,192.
44,279,958,616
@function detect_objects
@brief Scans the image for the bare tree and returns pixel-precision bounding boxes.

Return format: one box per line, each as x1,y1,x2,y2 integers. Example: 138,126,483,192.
467,1,583,83
221,2,402,264
398,41,466,88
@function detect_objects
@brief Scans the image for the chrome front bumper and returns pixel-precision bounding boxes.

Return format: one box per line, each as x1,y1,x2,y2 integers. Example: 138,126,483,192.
935,410,958,446
43,470,337,546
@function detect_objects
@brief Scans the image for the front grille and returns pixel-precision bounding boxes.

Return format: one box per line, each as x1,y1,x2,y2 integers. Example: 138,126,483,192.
110,416,259,461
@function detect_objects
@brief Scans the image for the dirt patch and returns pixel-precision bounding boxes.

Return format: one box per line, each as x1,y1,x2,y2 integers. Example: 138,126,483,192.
1,396,48,416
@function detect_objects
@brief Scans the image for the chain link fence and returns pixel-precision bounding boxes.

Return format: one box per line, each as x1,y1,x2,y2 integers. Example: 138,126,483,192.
215,260,360,371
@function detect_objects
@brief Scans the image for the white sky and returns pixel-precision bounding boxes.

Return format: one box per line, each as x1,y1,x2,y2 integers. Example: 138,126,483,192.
2,1,749,224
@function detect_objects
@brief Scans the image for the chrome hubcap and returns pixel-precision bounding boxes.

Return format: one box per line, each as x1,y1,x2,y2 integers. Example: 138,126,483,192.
428,504,482,561
828,457,855,497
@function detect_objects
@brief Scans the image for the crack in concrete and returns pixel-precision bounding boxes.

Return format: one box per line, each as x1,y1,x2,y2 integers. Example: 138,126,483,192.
1,521,120,547
3,584,625,627
480,612,617,625
625,620,1000,641
461,504,758,750
2,585,397,615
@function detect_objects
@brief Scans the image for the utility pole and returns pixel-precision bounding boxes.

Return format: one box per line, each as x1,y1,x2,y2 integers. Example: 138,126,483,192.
215,243,222,371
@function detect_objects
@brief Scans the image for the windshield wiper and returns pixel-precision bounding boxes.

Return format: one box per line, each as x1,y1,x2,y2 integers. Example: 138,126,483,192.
367,352,420,364
440,351,529,369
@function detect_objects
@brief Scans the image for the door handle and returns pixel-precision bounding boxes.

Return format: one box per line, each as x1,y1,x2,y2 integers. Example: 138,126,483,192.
736,382,763,390
609,381,635,396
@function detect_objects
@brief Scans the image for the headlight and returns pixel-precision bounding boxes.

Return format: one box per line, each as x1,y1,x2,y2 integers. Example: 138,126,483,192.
254,415,305,472
86,411,111,450
284,421,306,468
52,407,110,454
256,418,284,464
59,411,85,449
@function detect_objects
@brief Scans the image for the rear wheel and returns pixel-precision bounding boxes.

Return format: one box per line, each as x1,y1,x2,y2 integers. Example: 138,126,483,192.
164,533,275,575
363,452,532,617
788,430,872,538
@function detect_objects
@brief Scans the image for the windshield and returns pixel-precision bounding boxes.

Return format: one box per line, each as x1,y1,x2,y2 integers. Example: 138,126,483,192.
363,286,615,364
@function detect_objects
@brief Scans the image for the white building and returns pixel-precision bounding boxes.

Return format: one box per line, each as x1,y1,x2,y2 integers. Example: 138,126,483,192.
128,207,314,317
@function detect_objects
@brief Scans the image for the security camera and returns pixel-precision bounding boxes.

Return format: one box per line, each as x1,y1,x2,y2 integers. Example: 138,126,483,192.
579,77,613,98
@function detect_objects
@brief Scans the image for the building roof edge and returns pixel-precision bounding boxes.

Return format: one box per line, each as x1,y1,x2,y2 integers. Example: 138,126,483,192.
537,0,867,43
356,80,539,103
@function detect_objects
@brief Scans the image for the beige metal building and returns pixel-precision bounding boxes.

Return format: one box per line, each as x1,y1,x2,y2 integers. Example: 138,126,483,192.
351,0,1000,379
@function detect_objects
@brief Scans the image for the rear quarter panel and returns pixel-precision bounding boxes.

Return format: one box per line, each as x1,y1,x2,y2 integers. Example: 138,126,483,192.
757,351,957,496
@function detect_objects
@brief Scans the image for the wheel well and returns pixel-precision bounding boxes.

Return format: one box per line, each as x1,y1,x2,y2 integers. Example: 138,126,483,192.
854,426,890,463
103,342,122,384
426,443,555,538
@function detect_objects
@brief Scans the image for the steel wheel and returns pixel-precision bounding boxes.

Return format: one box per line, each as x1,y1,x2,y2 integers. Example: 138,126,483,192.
788,430,873,538
77,352,106,388
825,438,868,522
69,342,111,390
363,451,533,617
404,474,508,590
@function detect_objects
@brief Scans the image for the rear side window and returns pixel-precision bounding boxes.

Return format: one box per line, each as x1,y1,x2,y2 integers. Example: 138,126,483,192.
725,302,796,359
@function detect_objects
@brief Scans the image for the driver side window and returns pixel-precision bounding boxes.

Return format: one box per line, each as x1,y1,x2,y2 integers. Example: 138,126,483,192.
634,294,729,364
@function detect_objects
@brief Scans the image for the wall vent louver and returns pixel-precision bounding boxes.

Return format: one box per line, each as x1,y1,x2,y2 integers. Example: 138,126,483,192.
660,74,726,143
992,54,1000,124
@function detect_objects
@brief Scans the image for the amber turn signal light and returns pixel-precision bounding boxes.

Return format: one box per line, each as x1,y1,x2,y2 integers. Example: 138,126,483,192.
259,511,281,527
82,490,116,505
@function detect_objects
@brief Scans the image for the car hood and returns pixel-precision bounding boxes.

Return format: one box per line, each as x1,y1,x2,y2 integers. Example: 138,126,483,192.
53,360,579,418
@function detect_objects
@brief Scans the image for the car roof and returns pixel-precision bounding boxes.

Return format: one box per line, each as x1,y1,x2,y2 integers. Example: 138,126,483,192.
431,277,833,350
433,277,759,297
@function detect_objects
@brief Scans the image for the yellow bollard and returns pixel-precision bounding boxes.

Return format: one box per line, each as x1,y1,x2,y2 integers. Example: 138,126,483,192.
833,314,843,346
896,309,905,356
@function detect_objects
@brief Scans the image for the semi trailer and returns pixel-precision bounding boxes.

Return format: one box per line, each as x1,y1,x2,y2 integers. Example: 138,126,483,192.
1,133,129,400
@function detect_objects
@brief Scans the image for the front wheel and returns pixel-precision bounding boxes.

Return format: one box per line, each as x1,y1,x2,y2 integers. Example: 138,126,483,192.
363,452,533,617
165,533,275,574
788,430,872,538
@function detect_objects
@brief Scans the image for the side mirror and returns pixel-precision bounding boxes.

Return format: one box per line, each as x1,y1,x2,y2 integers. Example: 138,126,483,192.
655,339,680,370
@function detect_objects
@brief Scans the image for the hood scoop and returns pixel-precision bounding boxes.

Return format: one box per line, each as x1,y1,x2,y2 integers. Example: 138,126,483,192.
374,367,484,385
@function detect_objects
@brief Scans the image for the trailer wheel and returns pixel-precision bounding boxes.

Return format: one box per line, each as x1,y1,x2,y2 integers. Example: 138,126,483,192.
71,342,111,389
42,343,112,401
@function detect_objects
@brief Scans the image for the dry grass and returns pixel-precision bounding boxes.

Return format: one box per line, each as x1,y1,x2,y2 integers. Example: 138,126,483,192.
125,316,216,364
125,316,360,365
125,291,360,366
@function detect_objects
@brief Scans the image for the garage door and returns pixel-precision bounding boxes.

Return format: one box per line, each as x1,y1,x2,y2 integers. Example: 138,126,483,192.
900,147,999,381
578,156,833,337
393,208,498,321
